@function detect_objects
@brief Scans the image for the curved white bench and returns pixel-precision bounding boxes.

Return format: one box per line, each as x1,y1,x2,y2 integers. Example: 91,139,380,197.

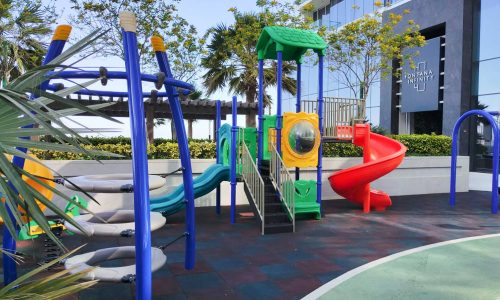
65,246,166,282
64,210,166,237
64,174,165,193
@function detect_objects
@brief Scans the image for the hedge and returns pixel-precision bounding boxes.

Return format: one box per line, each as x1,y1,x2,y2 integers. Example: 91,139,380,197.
31,134,452,160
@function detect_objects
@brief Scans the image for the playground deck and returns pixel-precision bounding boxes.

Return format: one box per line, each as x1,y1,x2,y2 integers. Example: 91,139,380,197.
8,191,500,299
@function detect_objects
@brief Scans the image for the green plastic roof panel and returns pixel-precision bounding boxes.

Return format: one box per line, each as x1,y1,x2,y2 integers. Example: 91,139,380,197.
256,26,327,62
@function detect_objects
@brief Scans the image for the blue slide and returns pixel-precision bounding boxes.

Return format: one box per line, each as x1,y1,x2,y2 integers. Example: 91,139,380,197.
150,163,230,215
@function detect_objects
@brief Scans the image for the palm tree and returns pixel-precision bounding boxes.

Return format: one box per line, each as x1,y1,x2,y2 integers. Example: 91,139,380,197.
0,29,121,296
0,246,97,298
0,0,56,84
0,29,122,247
201,13,297,128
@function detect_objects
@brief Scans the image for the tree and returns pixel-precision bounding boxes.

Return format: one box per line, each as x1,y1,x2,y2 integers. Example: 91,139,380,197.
201,1,315,127
0,0,57,84
69,0,206,81
325,7,426,100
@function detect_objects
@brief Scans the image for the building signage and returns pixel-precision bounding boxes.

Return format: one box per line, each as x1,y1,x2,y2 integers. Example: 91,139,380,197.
400,37,441,113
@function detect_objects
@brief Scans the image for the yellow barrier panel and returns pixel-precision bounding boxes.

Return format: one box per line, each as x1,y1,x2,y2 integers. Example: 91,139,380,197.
1,155,55,223
281,112,320,168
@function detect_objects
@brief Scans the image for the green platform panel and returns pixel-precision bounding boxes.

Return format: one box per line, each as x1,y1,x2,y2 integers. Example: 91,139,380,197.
262,115,277,161
240,127,257,163
294,180,320,220
218,124,257,175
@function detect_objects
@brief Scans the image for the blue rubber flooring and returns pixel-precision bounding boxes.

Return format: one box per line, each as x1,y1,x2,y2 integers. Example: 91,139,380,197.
5,191,500,299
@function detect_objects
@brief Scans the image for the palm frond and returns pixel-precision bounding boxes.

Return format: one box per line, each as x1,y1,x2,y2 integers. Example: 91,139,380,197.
0,245,97,299
0,29,122,248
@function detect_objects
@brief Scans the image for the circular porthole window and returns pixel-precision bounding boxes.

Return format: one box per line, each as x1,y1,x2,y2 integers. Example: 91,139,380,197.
287,121,318,156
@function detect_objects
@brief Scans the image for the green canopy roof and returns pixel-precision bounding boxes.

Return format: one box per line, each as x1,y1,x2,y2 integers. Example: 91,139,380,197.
256,26,327,62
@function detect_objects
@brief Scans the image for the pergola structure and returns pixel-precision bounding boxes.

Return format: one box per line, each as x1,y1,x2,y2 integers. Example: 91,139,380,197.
49,95,258,142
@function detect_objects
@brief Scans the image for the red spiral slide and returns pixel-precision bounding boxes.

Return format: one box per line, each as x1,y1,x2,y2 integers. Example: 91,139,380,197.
328,124,407,213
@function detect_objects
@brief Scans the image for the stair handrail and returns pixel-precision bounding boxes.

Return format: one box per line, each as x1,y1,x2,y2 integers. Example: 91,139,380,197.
240,138,266,234
269,142,295,232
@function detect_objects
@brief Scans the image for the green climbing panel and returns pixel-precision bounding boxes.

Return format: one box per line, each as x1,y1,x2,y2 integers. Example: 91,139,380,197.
262,115,277,161
218,124,257,175
240,127,257,163
256,26,327,62
294,180,320,220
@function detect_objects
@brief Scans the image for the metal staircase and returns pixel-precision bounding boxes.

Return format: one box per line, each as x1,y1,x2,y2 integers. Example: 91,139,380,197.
240,136,294,234
259,160,294,234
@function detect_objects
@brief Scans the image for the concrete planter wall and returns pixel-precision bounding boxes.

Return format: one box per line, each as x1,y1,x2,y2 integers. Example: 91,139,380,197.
44,156,469,214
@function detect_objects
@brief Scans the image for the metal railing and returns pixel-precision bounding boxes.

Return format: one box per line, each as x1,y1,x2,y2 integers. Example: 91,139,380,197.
269,142,295,232
302,97,366,140
240,138,266,234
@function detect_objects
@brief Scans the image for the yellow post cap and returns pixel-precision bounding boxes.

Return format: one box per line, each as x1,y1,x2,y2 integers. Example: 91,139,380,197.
52,25,72,41
151,36,166,52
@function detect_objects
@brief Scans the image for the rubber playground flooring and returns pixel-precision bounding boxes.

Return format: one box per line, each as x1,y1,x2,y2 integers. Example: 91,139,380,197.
6,191,500,299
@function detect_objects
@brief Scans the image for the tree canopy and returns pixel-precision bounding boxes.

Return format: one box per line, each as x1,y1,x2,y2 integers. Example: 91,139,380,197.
201,0,316,127
69,0,206,82
0,0,57,84
325,7,426,99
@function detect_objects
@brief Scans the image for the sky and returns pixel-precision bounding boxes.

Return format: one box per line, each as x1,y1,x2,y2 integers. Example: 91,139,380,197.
50,0,264,139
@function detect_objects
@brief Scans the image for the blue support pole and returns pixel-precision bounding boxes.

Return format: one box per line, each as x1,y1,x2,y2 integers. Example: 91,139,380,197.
295,62,302,181
276,52,283,154
121,21,152,299
317,55,324,207
4,25,70,285
258,59,264,164
216,100,222,215
230,96,238,224
152,36,196,270
450,110,499,213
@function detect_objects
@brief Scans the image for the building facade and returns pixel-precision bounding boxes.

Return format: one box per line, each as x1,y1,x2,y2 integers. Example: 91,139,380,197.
285,0,383,125
299,0,499,173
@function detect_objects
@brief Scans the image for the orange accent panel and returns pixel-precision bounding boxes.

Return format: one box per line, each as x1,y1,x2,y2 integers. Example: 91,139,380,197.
151,36,166,52
52,25,72,41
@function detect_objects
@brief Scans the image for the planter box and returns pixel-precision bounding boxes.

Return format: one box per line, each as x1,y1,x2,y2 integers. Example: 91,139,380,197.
43,156,469,214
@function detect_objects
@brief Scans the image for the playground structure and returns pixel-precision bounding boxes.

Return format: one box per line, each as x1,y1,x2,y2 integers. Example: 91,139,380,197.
3,12,199,299
2,19,410,299
220,26,408,235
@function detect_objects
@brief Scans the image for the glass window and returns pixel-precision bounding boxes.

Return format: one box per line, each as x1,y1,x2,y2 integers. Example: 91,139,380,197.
330,0,339,28
477,94,500,112
353,0,363,20
313,11,317,22
366,107,380,125
345,0,356,23
478,0,500,60
337,0,346,26
474,94,500,171
367,80,381,108
477,58,500,95
363,0,375,15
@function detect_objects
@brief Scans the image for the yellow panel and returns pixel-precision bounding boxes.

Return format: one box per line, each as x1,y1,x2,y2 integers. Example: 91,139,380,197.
0,154,54,223
281,112,320,168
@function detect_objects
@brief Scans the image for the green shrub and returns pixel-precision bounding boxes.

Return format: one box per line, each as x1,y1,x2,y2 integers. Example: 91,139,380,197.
32,134,452,160
391,134,452,156
322,143,363,157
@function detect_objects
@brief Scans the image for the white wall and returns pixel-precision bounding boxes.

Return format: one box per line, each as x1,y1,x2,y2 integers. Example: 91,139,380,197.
44,156,469,214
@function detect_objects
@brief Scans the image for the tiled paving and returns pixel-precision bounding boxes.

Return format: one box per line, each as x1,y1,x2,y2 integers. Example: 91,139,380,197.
4,191,500,299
